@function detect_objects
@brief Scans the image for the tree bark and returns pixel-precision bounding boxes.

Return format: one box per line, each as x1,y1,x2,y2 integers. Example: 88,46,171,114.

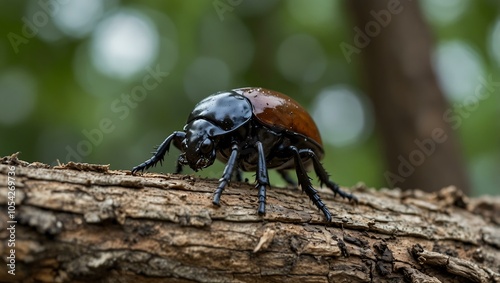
0,153,499,283
345,0,471,193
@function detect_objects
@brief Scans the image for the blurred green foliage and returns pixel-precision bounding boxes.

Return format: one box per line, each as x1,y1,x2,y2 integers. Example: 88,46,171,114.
0,0,498,196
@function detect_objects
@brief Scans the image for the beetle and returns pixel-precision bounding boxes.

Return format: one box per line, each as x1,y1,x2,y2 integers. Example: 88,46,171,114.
131,87,356,221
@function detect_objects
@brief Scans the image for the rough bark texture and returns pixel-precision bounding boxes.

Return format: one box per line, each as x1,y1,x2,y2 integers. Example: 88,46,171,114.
0,153,499,283
346,0,471,193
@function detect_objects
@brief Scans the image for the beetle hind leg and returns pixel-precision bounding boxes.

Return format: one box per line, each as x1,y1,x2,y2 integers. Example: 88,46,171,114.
233,168,243,182
298,149,357,203
313,161,356,202
254,141,270,215
286,146,332,222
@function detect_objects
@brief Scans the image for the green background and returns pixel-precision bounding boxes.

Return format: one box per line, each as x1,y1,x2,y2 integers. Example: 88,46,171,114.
0,0,498,196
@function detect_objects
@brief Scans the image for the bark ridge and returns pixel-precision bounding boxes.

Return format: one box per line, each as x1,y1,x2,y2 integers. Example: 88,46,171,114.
0,153,499,282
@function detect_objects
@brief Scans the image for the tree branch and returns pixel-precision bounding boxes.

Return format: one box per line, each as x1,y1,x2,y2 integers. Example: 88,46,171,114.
0,153,499,282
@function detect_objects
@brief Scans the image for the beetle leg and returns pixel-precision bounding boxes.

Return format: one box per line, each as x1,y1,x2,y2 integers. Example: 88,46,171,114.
175,156,183,174
233,168,243,182
255,141,270,215
131,131,185,174
213,143,240,206
278,169,297,187
297,148,357,203
287,146,332,222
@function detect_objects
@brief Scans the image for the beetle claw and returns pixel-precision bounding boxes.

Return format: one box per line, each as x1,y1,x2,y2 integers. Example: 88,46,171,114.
212,193,222,206
258,203,266,215
349,195,359,204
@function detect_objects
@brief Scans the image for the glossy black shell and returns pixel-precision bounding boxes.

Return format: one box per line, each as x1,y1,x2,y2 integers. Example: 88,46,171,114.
186,89,323,154
184,88,324,171
186,91,253,136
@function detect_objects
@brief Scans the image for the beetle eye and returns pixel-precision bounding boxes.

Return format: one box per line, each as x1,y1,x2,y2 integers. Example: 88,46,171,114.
199,139,213,154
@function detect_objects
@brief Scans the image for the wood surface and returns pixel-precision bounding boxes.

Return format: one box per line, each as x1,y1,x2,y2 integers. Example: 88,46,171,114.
0,153,499,282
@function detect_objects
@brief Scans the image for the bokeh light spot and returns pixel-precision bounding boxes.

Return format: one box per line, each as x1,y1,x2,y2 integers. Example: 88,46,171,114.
312,86,373,147
52,0,104,38
421,0,469,26
90,9,159,79
433,41,485,102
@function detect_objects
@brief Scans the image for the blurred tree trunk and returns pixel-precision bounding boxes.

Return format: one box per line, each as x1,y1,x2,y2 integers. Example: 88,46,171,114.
345,0,470,193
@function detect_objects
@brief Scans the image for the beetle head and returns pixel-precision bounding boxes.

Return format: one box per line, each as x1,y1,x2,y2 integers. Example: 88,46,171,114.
179,119,217,171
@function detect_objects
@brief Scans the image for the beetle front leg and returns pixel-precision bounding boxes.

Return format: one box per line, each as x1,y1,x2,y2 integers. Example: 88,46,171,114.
255,141,270,215
213,143,240,206
131,131,185,174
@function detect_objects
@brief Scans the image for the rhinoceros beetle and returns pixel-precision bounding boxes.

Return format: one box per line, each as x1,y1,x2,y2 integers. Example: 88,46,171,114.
132,87,356,221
